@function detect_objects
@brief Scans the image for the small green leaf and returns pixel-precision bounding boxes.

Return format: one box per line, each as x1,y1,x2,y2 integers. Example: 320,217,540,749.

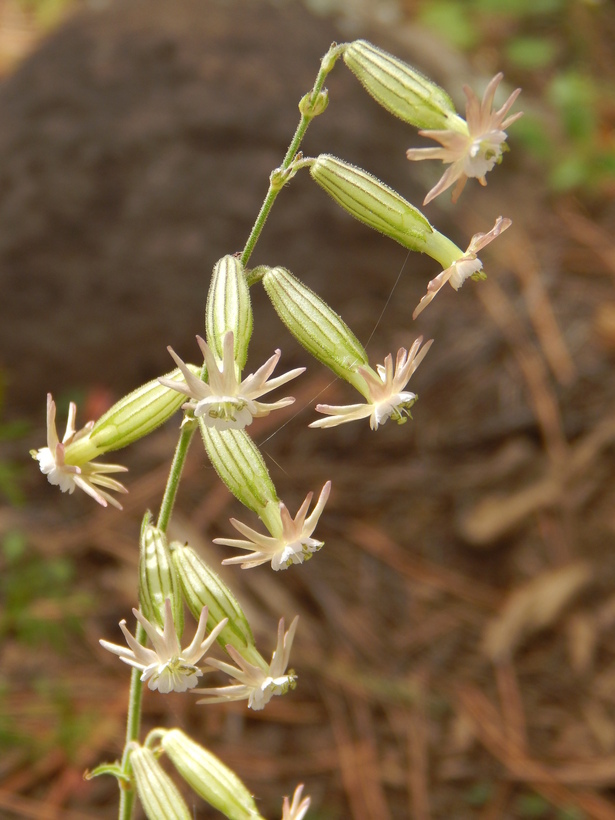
84,761,130,784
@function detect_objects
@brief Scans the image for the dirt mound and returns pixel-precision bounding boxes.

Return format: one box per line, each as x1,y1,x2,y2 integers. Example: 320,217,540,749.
0,0,429,414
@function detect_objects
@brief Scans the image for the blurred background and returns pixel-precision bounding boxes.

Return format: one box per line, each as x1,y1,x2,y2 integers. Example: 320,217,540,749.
1,0,615,817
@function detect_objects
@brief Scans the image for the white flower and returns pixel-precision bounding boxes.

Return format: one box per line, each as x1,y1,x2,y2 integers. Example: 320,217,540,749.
310,338,432,430
197,617,299,710
413,216,511,318
215,481,331,570
159,331,304,430
282,785,311,820
406,73,522,205
31,393,128,509
100,599,228,694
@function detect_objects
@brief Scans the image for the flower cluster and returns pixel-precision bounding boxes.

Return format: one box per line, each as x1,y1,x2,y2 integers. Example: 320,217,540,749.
32,37,523,820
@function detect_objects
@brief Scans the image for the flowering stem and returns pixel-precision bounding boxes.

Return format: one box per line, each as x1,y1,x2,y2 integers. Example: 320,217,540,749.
239,43,344,268
114,42,346,820
156,420,198,532
118,622,145,820
116,423,195,820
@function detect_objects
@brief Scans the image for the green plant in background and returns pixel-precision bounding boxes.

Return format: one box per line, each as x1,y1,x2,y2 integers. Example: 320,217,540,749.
17,0,76,30
12,0,614,196
0,676,101,762
515,791,586,819
0,374,28,506
417,0,615,196
0,530,87,650
0,530,100,761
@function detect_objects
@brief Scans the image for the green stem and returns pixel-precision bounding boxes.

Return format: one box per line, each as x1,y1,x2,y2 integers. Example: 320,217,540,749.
240,43,345,267
118,622,145,820
156,421,198,532
115,42,346,820
117,424,196,820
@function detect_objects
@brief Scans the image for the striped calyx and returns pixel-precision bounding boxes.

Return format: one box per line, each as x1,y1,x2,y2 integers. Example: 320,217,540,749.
139,516,184,637
81,367,195,457
262,266,368,391
130,745,191,820
343,40,465,132
199,425,279,529
160,729,265,820
171,542,256,657
310,154,433,251
206,255,253,370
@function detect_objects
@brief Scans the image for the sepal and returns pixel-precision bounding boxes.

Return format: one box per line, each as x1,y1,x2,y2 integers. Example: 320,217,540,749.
199,424,279,526
159,729,265,820
343,40,463,131
262,266,368,390
206,255,252,370
77,367,195,457
139,514,184,637
310,154,433,250
171,543,256,657
129,744,191,820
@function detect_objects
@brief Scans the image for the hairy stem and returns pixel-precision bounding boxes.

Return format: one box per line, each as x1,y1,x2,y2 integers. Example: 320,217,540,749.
118,622,145,820
116,42,345,820
240,43,344,267
156,420,198,532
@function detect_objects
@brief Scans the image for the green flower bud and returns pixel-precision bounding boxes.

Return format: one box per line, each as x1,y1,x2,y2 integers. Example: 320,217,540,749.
206,255,253,370
262,266,368,390
65,368,195,464
139,515,184,637
160,729,265,820
200,423,278,524
298,89,329,118
130,745,191,820
343,40,464,131
310,154,433,251
171,543,256,657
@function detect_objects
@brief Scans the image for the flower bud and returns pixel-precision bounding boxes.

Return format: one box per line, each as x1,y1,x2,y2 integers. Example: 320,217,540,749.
343,40,463,131
206,255,253,370
68,368,196,461
310,154,433,251
298,89,329,118
139,515,184,637
200,424,279,523
160,729,265,820
262,266,368,390
129,744,191,820
171,543,256,657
